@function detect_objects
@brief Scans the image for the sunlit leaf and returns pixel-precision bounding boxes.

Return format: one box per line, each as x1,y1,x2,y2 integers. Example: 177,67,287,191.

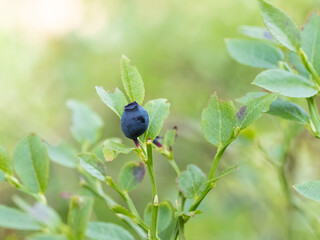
238,25,274,41
77,153,107,181
103,138,135,161
47,142,77,168
294,180,320,202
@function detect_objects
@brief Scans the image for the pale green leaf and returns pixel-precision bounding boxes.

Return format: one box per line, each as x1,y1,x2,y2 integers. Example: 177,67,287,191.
68,196,93,240
201,94,236,147
47,142,77,168
301,14,320,75
13,133,49,193
110,204,135,219
144,201,174,233
164,127,177,148
253,69,317,98
77,153,107,181
258,0,301,51
237,93,278,130
288,52,310,79
236,92,267,104
143,99,170,141
67,100,104,145
0,145,13,175
238,25,274,41
267,97,310,124
28,234,68,240
0,205,41,230
95,87,128,118
118,161,145,192
226,39,283,68
294,180,320,202
177,165,207,199
86,222,135,240
120,55,145,104
102,138,134,161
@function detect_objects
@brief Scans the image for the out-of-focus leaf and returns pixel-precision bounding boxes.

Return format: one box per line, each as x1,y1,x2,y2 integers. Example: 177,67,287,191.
110,204,135,219
96,87,128,118
267,97,310,124
0,146,13,175
28,234,68,240
236,92,267,104
143,99,170,141
258,0,301,51
67,100,104,145
294,180,320,202
102,138,134,161
253,69,317,98
164,127,177,148
86,222,135,240
144,201,174,233
210,165,239,183
0,205,41,230
201,94,236,147
0,169,4,182
301,14,320,75
118,161,145,192
288,52,310,79
47,142,77,168
237,94,278,130
120,55,145,104
238,25,274,41
226,39,283,68
177,209,202,218
13,133,49,193
68,196,93,240
177,165,207,199
77,153,107,181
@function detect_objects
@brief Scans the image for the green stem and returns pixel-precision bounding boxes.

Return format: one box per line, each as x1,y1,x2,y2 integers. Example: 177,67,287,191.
307,97,320,138
146,139,159,240
178,217,185,240
299,48,320,86
105,177,149,232
169,158,181,176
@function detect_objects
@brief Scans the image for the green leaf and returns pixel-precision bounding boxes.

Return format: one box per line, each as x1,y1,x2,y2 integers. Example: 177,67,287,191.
226,39,283,68
236,92,267,104
47,142,77,168
177,164,207,199
68,196,93,240
201,94,236,147
238,25,274,41
28,203,62,231
301,14,320,75
178,210,202,218
67,100,104,145
253,69,317,98
288,52,310,79
258,0,301,51
267,97,310,124
143,99,170,141
86,222,135,240
144,201,174,233
0,146,13,175
237,93,278,130
110,204,136,219
102,138,135,161
0,205,41,230
294,180,320,202
120,55,145,104
96,87,128,118
13,133,49,193
77,153,107,181
118,161,145,192
28,234,68,240
164,127,177,148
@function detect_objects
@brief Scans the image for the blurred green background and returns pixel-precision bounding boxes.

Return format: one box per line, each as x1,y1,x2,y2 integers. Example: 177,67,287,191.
1,0,320,239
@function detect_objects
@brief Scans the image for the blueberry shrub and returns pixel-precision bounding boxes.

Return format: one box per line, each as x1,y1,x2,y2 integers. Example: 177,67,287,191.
1,0,320,239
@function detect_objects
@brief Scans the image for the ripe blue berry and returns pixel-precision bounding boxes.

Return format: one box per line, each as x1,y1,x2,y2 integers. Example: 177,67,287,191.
121,101,149,140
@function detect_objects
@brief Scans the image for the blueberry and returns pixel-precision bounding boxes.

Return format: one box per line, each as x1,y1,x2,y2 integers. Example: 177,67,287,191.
121,101,149,140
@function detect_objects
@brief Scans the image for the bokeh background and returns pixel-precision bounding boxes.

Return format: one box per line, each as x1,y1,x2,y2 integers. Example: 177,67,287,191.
1,0,320,239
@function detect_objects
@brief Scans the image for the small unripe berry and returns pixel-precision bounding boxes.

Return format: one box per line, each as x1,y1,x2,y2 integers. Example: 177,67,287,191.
121,101,149,140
